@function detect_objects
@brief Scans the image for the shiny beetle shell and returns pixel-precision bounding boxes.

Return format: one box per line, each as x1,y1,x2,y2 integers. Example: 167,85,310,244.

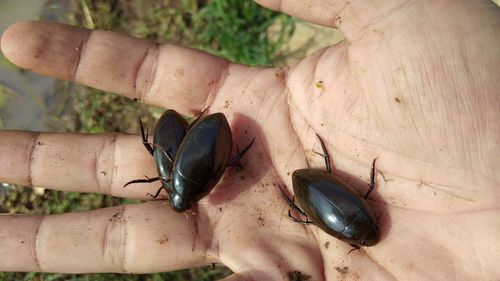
169,113,233,212
292,169,380,246
152,110,189,193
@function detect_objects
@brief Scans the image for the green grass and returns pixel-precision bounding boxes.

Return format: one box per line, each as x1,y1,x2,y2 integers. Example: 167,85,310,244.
2,0,300,280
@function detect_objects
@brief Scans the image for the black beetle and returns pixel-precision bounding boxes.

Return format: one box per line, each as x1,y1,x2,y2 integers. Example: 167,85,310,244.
280,135,380,247
125,110,254,212
124,109,188,196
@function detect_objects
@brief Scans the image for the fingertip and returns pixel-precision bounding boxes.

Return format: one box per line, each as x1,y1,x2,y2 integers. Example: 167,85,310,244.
1,21,38,69
0,21,88,80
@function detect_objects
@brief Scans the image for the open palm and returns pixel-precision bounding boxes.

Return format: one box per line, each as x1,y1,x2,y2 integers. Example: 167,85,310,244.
1,1,498,280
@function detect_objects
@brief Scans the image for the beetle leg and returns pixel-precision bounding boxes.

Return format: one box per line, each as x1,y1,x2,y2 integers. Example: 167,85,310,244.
316,134,332,173
139,118,154,156
279,186,297,208
148,185,169,199
288,210,314,224
364,157,378,199
279,185,312,221
226,138,255,167
347,244,361,254
123,176,161,187
290,195,309,217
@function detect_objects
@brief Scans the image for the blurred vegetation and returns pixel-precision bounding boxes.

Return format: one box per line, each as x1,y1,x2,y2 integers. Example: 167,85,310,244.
1,0,304,280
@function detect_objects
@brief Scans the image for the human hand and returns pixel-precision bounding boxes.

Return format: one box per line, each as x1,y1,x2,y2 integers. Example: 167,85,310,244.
1,0,498,280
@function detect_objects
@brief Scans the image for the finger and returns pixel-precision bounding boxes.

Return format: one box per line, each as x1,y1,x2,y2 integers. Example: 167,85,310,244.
255,0,341,27
0,201,214,273
255,0,406,36
0,130,159,199
0,21,229,114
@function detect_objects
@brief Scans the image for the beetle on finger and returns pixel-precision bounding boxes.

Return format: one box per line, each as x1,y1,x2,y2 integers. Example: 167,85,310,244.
125,110,254,213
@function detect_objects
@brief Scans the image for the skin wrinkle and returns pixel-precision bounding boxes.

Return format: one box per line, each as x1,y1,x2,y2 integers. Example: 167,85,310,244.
28,132,41,187
135,43,159,102
417,178,478,204
455,42,477,173
103,216,110,263
103,205,128,272
93,151,100,192
433,38,458,160
396,65,413,152
95,134,116,195
311,48,329,90
283,144,301,176
385,69,404,152
370,37,403,151
237,67,258,94
287,48,326,134
408,54,430,150
469,91,484,177
373,166,481,211
203,61,230,111
351,0,417,42
133,44,151,91
452,207,500,215
32,216,43,271
378,236,434,280
429,32,458,160
449,216,481,279
72,30,91,81
109,134,119,191
197,208,217,266
250,77,286,176
227,68,260,115
474,217,495,280
121,204,129,273
359,249,395,281
258,81,282,118
207,211,221,261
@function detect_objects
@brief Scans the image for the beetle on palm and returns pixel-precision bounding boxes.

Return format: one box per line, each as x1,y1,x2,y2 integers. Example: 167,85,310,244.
281,135,380,247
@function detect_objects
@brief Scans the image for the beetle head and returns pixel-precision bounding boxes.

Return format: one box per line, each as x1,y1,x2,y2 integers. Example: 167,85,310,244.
357,223,380,246
344,210,380,246
170,192,191,212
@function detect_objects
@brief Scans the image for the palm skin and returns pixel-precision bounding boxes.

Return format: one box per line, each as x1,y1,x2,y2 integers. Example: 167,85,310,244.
0,0,499,280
